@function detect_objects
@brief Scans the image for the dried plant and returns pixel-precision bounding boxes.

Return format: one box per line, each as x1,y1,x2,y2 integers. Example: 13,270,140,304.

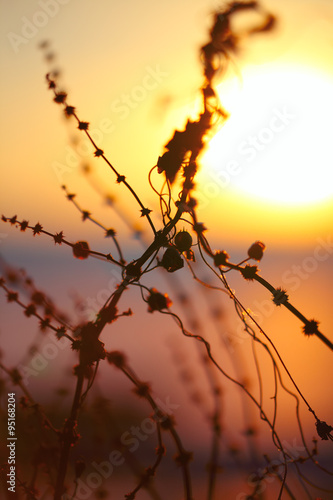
1,2,332,500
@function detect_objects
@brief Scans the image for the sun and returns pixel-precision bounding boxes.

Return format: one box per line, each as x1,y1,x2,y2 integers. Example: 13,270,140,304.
202,64,333,206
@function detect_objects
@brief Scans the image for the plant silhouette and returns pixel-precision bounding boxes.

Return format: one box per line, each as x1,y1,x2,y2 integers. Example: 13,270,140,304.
1,2,332,500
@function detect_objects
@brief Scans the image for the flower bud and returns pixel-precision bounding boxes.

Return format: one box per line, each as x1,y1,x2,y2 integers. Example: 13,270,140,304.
174,231,193,252
72,241,90,260
247,241,266,261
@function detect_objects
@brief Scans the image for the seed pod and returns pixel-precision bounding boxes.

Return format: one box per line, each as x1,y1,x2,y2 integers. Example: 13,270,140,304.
147,288,172,313
213,250,229,267
125,261,142,280
72,241,90,260
241,265,258,281
161,247,184,273
247,241,265,261
174,231,192,252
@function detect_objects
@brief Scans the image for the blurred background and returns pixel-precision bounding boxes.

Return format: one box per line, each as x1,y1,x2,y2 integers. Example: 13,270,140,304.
0,0,333,498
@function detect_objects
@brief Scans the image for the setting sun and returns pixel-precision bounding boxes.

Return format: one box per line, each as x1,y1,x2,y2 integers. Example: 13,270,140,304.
202,64,333,205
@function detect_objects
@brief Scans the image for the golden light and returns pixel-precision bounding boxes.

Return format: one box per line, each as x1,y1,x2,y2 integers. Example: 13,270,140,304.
202,64,333,206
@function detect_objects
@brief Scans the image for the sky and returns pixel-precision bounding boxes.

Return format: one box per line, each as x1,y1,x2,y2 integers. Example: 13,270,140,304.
0,0,333,497
0,0,333,246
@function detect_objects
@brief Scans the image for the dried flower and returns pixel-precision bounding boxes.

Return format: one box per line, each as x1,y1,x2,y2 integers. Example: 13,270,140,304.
7,291,18,302
39,318,51,331
193,222,207,234
20,220,29,231
53,92,67,104
133,382,151,399
79,323,106,364
81,211,91,221
32,291,44,304
106,351,127,369
24,304,36,317
72,241,90,260
56,326,67,339
125,261,142,280
78,121,89,130
64,105,76,117
94,148,104,157
32,223,43,235
105,228,116,238
157,149,185,184
303,320,319,336
272,288,288,306
213,250,229,267
159,414,175,429
241,265,258,281
160,247,184,273
147,288,172,313
71,340,81,351
316,420,333,441
248,241,266,261
174,230,192,252
53,231,64,244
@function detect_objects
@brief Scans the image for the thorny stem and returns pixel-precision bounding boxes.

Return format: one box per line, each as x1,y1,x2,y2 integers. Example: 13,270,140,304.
220,273,320,420
54,281,131,498
194,228,333,352
160,308,289,499
54,370,85,500
0,280,74,343
118,365,193,500
61,185,126,264
207,416,220,500
252,274,333,351
0,361,59,435
63,103,157,235
194,232,321,421
1,217,124,267
2,203,189,499
1,3,330,499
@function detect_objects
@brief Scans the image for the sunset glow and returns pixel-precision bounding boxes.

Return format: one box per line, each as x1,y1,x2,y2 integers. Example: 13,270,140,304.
203,65,333,205
1,1,333,498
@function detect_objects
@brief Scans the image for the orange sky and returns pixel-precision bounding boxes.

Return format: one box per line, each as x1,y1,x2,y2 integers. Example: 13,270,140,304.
0,2,333,496
1,0,333,247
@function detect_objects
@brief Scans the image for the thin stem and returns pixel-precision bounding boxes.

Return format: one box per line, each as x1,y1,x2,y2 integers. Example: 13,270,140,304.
53,371,85,500
70,110,157,236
